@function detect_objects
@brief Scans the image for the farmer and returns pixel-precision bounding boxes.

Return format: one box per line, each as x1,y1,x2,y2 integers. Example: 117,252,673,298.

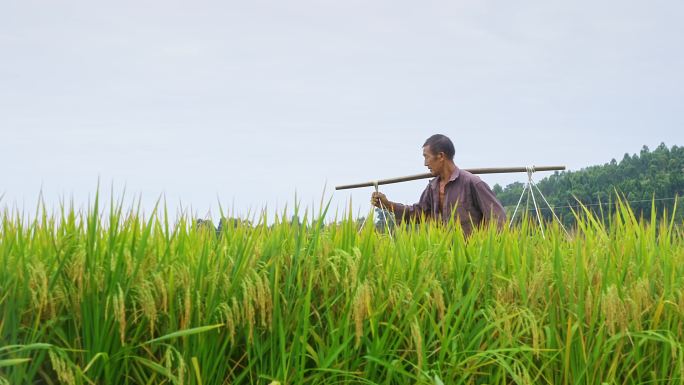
371,134,506,236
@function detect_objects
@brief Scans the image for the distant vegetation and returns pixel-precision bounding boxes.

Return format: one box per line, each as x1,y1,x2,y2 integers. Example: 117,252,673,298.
493,143,684,226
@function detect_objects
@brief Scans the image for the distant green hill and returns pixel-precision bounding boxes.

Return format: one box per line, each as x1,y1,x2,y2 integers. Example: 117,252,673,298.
493,143,684,225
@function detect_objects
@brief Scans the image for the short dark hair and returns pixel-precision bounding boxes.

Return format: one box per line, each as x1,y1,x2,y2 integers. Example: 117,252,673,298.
423,134,455,160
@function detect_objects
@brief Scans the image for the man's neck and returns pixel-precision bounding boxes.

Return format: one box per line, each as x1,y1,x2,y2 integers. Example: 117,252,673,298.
439,162,457,184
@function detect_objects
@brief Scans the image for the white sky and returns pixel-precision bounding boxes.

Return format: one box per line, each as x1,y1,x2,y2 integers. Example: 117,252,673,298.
1,0,683,222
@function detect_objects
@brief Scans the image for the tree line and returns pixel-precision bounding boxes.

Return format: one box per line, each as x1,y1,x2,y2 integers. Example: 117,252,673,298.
492,143,684,226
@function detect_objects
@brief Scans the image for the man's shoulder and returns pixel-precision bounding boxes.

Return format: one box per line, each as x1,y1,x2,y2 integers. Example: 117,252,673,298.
458,169,483,185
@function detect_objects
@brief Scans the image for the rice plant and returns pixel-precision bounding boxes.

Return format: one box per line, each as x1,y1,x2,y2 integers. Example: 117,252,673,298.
1,194,683,384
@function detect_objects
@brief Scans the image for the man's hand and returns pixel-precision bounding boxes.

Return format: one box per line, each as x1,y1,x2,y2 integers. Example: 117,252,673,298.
371,192,391,209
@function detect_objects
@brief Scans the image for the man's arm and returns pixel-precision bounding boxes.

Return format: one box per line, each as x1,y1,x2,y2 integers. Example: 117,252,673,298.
372,184,433,223
472,181,507,229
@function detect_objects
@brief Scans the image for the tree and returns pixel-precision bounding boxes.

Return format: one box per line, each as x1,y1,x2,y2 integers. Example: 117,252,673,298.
496,143,684,226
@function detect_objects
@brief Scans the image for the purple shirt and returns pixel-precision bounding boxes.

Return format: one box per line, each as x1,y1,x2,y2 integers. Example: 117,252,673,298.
390,167,506,236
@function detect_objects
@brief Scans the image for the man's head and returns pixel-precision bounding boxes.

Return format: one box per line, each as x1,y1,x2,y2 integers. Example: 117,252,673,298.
422,134,455,175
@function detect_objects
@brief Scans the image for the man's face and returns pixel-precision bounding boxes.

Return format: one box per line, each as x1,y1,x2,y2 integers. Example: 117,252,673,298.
423,145,444,175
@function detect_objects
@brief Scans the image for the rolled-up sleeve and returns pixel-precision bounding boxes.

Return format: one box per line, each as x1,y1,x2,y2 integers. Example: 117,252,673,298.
473,181,507,228
391,184,433,223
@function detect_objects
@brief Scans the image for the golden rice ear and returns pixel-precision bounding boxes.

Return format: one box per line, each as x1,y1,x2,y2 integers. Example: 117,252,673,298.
48,351,76,385
112,284,127,345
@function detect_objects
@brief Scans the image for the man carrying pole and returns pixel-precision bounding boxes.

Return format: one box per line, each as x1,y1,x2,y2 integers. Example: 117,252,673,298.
370,134,507,237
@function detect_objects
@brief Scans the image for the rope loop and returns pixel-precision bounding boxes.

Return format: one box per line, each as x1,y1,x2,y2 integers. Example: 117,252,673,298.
509,164,569,238
360,180,394,240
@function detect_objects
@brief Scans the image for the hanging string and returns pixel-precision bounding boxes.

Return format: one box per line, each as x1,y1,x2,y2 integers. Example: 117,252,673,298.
508,181,527,228
531,181,570,237
374,181,394,240
508,165,570,238
526,167,545,238
357,181,394,240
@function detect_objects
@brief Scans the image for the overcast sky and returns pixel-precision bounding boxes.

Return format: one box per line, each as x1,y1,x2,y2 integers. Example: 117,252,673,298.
2,0,683,222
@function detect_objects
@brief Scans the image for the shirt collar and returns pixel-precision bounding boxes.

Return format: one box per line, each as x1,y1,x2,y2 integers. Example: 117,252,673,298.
430,166,460,188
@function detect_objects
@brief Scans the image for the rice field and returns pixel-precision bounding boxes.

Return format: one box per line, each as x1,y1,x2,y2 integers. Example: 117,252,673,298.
1,196,683,384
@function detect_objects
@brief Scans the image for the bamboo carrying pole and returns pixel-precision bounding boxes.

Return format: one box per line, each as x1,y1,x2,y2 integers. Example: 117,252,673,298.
335,166,566,190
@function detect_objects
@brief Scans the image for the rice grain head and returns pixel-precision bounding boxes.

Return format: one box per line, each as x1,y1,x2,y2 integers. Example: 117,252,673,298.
181,286,192,330
429,279,446,321
194,289,204,322
241,277,256,343
627,277,652,329
124,249,134,276
48,351,75,385
584,288,595,326
164,347,187,385
411,317,424,370
601,285,628,335
389,283,412,311
137,280,158,336
217,302,236,342
153,273,169,314
65,247,86,293
352,281,373,346
527,261,552,308
254,273,267,328
113,284,127,345
28,262,48,316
